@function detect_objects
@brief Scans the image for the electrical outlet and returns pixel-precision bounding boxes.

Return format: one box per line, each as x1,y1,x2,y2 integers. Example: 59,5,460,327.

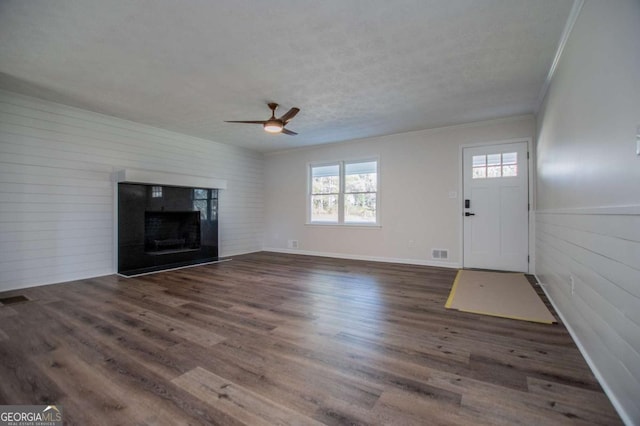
408,240,415,248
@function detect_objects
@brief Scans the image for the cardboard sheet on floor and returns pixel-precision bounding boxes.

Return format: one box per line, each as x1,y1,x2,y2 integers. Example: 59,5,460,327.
445,270,556,324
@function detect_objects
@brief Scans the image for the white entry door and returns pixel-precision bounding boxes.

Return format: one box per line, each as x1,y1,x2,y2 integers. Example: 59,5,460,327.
463,141,529,272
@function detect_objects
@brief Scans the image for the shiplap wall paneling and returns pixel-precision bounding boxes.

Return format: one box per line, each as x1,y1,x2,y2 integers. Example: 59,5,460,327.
536,210,640,423
0,90,264,291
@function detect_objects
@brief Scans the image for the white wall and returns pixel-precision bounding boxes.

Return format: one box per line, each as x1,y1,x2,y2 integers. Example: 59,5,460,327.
0,90,264,292
535,0,640,424
264,115,534,267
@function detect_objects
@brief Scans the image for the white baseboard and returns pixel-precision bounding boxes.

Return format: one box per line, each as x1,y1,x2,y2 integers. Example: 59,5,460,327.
262,247,460,269
535,274,632,426
0,269,114,294
220,249,263,258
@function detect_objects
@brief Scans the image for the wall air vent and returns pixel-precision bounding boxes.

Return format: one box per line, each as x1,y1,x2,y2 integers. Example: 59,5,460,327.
432,249,448,260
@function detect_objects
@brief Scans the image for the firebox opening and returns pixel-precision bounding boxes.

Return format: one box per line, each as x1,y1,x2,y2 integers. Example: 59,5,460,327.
144,211,201,255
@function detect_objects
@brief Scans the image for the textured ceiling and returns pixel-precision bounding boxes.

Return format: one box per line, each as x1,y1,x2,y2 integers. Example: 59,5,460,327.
0,0,574,152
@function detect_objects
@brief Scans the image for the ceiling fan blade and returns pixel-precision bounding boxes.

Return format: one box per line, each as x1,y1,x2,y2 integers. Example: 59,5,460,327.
278,107,300,123
281,128,298,136
224,120,266,124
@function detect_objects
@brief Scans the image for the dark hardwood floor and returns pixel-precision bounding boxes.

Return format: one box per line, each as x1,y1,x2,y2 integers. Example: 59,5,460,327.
0,252,621,425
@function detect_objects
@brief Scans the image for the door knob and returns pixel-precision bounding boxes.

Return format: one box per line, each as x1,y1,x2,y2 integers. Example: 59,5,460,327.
465,212,475,216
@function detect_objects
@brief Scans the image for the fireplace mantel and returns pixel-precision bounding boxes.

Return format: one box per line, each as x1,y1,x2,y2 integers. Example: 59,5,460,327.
115,168,227,190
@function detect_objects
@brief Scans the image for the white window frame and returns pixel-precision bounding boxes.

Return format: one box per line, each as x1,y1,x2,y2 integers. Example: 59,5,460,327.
307,158,380,227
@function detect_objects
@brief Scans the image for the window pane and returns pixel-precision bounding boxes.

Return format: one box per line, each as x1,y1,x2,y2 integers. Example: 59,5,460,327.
345,172,377,193
345,193,376,223
487,154,501,166
472,155,486,167
487,166,501,178
345,161,376,175
312,176,339,194
311,194,338,222
472,167,486,179
502,152,517,165
311,164,339,194
502,164,518,177
311,164,339,178
345,161,377,193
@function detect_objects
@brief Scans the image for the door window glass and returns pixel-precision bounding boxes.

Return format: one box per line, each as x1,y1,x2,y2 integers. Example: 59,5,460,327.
472,152,518,179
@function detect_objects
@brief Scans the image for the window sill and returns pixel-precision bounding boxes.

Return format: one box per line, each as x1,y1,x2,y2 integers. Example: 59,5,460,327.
305,222,382,229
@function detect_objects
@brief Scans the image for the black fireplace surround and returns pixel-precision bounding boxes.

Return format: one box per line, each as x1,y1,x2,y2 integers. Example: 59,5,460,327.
118,183,219,276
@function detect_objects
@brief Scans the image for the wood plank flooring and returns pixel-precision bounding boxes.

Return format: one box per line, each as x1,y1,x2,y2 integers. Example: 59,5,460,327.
0,252,621,425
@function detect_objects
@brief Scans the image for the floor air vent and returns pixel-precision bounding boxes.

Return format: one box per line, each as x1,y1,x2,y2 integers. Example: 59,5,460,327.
0,295,29,305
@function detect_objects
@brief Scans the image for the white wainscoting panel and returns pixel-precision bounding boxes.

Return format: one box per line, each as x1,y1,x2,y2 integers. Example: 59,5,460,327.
0,90,263,291
536,208,640,424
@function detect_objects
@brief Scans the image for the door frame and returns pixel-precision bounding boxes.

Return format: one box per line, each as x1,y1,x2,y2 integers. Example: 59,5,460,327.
458,138,534,273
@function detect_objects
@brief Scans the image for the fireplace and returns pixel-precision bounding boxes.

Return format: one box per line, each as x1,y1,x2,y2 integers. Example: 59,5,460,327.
117,182,219,276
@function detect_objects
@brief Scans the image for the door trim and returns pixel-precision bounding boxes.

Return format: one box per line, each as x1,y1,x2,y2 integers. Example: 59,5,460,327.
458,138,534,273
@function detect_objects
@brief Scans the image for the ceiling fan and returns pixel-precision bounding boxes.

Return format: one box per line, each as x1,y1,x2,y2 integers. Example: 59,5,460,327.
225,102,300,135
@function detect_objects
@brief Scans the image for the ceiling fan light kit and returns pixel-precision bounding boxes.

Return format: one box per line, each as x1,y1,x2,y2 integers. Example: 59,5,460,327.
263,119,283,133
225,102,299,135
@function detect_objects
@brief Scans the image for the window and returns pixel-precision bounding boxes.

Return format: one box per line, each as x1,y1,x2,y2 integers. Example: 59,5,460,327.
472,152,518,179
309,160,378,225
